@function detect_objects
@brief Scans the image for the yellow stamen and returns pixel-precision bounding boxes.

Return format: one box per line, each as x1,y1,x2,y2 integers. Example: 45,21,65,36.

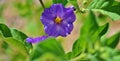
55,17,62,24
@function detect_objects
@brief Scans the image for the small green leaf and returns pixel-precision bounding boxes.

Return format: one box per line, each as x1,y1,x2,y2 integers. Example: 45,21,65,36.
72,39,87,58
0,24,12,37
98,23,109,37
11,28,32,53
92,23,109,41
0,24,32,54
4,37,28,56
52,0,68,6
30,38,65,60
0,24,12,50
88,0,99,9
88,0,120,20
88,0,114,9
92,9,120,20
11,28,27,42
106,32,120,48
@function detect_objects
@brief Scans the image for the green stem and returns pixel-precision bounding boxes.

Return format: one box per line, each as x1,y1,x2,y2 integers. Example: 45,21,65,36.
39,0,45,9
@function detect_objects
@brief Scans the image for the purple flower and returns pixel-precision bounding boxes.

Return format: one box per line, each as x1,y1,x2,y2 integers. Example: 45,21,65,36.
41,4,76,37
26,4,76,44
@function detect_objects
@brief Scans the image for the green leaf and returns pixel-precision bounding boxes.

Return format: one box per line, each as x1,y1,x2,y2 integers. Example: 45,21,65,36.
92,9,120,20
98,23,109,37
71,39,86,58
88,0,114,9
0,24,12,37
71,10,98,59
3,37,28,56
0,24,12,49
0,24,32,55
106,32,120,48
71,11,109,60
52,0,68,6
80,10,98,42
92,23,109,40
88,0,120,20
30,38,66,60
11,28,32,52
11,28,27,42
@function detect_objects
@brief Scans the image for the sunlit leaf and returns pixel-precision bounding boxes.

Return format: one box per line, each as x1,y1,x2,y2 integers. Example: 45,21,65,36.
11,28,32,52
0,24,32,56
11,29,27,42
30,38,66,60
4,37,28,56
88,0,120,20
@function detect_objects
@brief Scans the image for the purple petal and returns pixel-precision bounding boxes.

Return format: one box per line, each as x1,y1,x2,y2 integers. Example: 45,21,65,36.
66,24,73,34
60,22,74,35
57,25,67,37
55,4,65,17
50,4,65,17
40,16,54,26
44,24,59,37
40,8,55,26
62,8,76,23
42,8,56,19
45,24,67,37
26,36,48,44
49,4,57,16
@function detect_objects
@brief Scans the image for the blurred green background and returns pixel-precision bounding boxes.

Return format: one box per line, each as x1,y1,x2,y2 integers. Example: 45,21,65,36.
0,0,120,61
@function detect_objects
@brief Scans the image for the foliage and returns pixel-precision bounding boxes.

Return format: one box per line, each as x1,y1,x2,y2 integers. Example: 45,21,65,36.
0,0,120,61
88,0,120,20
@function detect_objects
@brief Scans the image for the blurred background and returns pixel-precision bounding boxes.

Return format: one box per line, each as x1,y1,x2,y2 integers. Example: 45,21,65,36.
0,0,120,60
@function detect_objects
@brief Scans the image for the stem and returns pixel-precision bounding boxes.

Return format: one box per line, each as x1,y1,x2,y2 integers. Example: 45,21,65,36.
39,0,45,9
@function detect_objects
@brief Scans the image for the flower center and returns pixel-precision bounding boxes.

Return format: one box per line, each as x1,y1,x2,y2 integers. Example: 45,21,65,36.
55,17,62,24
